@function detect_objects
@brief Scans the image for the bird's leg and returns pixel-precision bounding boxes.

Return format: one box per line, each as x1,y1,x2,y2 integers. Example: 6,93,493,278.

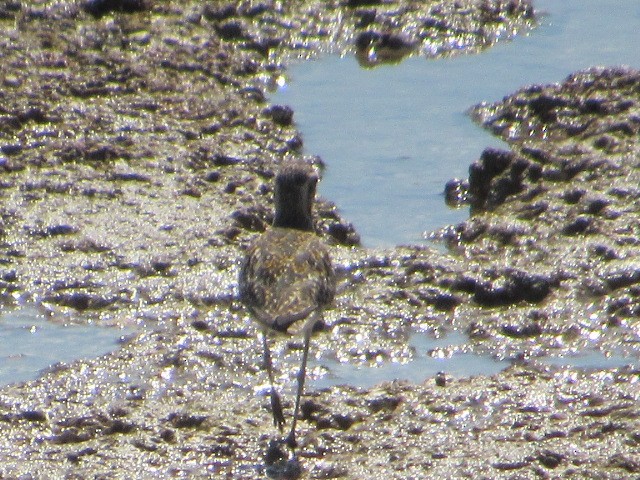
285,326,312,450
262,333,285,432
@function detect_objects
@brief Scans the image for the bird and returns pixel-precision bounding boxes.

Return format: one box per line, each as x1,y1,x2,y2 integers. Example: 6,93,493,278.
238,161,336,449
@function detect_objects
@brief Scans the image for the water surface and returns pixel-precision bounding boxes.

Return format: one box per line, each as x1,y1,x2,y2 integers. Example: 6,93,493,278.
272,0,640,247
313,333,639,389
0,307,130,387
314,332,509,389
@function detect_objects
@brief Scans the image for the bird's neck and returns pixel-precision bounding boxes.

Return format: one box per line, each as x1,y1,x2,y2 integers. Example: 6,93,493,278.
273,207,314,231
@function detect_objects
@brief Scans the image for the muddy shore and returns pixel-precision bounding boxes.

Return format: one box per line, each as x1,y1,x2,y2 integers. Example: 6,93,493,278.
0,1,639,478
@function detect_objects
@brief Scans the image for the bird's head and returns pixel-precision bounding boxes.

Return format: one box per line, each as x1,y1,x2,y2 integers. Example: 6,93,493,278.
273,162,319,231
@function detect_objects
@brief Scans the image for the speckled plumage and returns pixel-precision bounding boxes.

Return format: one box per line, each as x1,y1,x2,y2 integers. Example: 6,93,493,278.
238,161,335,450
239,228,334,335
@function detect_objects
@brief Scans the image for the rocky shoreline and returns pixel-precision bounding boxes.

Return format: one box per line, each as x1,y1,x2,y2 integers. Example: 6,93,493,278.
0,1,638,478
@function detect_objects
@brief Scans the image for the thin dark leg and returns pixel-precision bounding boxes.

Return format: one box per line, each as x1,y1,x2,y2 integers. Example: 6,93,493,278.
285,328,312,449
263,333,285,432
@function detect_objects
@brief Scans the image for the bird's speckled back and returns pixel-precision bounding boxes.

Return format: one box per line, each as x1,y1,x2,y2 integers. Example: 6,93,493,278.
239,227,335,335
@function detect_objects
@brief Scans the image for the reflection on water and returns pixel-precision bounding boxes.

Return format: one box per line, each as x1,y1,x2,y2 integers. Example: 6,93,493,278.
271,0,640,247
0,307,130,387
313,332,639,389
543,351,639,370
314,332,509,389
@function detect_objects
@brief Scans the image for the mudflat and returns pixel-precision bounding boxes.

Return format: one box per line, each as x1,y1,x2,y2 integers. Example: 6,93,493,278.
0,1,638,478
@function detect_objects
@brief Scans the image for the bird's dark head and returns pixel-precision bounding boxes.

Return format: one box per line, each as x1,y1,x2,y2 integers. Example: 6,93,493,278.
273,162,319,231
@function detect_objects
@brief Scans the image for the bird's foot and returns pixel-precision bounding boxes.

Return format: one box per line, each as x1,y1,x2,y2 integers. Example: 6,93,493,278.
264,439,287,466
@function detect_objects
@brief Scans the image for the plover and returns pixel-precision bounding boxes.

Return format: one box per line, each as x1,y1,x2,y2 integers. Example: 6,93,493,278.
239,161,336,449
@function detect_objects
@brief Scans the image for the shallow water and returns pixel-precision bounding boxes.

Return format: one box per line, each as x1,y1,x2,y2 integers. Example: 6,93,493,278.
0,307,130,387
314,332,509,389
543,351,639,371
313,333,639,389
272,0,640,247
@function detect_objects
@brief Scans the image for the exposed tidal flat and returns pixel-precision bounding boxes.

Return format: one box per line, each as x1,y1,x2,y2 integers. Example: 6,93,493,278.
0,1,639,478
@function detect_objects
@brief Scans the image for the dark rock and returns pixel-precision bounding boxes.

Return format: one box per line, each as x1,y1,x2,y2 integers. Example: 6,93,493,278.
86,145,122,161
151,259,171,273
67,447,97,463
593,135,617,151
224,181,242,193
457,220,488,243
581,97,609,115
1,144,23,156
231,208,267,231
205,171,221,182
60,292,91,310
609,453,640,473
421,291,461,311
450,276,477,294
529,94,568,121
202,3,236,21
537,450,566,468
104,419,135,435
300,400,326,420
50,292,114,311
562,216,592,235
265,104,294,126
191,319,209,331
586,198,609,214
20,410,47,422
591,244,618,261
84,0,148,17
46,224,77,236
480,148,514,177
424,17,449,31
492,460,530,471
604,269,640,291
562,189,585,204
444,178,469,205
501,322,542,338
327,222,360,246
2,270,17,282
346,0,381,6
133,439,158,452
0,1,21,20
201,123,221,135
285,134,303,151
167,413,207,429
331,413,356,430
242,3,269,17
216,20,245,40
468,148,520,208
111,171,150,182
527,163,543,181
216,226,241,242
213,154,241,166
50,429,91,444
212,328,250,339
474,271,551,306
160,429,176,443
517,201,547,220
466,322,490,340
355,30,415,65
354,9,376,28
245,37,281,57
367,396,401,413
486,175,524,207
17,107,49,124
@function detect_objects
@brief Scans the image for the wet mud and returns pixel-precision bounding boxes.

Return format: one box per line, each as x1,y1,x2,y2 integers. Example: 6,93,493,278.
1,1,639,478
